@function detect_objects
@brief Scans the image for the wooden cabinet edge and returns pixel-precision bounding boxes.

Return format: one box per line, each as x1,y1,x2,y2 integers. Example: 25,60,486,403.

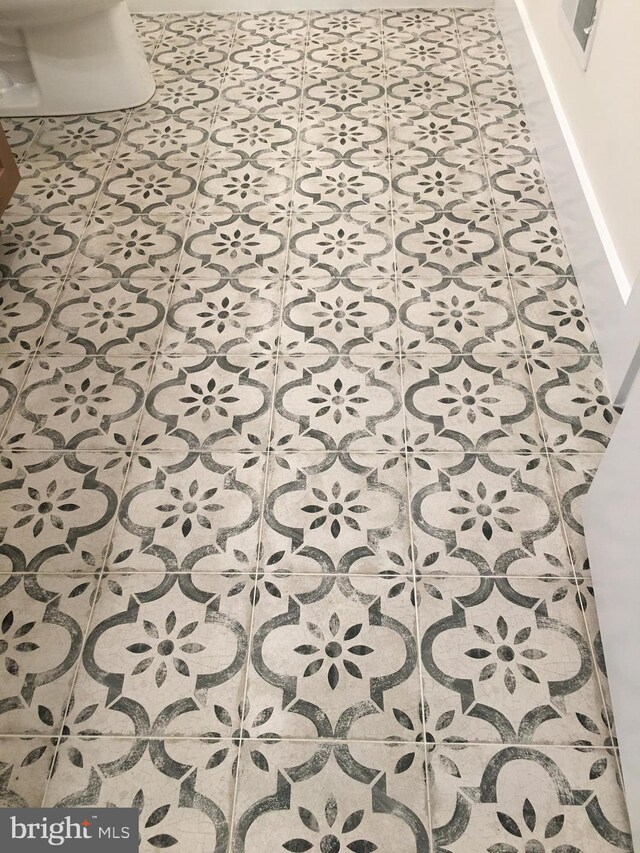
0,124,20,218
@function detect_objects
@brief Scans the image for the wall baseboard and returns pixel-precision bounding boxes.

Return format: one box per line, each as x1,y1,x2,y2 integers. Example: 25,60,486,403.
496,0,634,402
129,0,492,12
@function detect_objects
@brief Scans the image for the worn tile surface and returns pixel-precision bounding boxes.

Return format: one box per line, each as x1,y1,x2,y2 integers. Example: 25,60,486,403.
0,7,631,851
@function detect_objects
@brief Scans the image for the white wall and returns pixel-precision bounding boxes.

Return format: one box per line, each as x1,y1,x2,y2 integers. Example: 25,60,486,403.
519,0,640,294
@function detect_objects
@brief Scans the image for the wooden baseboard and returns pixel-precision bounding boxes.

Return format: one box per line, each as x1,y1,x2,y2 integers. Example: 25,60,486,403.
0,125,20,218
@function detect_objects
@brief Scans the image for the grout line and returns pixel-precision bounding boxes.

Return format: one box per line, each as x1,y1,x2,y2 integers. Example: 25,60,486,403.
380,9,434,848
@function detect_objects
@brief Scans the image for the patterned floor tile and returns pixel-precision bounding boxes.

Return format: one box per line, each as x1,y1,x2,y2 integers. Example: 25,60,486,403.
0,451,125,574
388,109,482,161
429,744,631,852
181,211,289,280
96,158,201,215
233,740,430,853
0,737,55,807
27,113,127,163
418,575,607,746
0,6,630,839
0,279,60,356
116,106,213,164
293,155,391,213
500,209,574,277
261,451,410,576
161,275,282,356
511,276,598,355
41,278,171,358
107,451,265,574
0,573,96,734
69,571,251,737
487,153,553,211
0,214,86,281
551,454,603,575
43,736,237,850
5,355,150,450
247,573,421,740
398,275,521,355
288,211,394,282
408,453,573,577
391,156,491,213
0,354,30,435
298,108,388,161
402,353,540,453
281,276,398,355
7,158,108,217
70,211,187,283
272,355,403,453
207,110,299,163
196,156,295,214
394,210,505,277
530,354,621,452
138,355,274,451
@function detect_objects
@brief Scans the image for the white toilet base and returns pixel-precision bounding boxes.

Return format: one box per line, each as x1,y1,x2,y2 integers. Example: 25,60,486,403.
0,2,155,117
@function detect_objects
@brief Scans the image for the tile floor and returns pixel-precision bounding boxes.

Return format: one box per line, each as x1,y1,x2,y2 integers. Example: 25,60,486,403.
0,7,633,852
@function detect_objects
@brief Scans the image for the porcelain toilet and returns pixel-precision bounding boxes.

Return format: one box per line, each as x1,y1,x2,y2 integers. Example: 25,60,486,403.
0,0,155,116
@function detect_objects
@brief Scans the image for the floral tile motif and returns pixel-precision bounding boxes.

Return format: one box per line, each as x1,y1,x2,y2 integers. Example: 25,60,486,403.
429,744,631,852
41,278,171,358
470,68,523,111
477,108,538,159
298,109,388,161
71,212,187,283
388,105,479,158
486,154,553,211
207,110,299,162
0,355,30,435
0,573,97,734
418,575,607,746
293,155,391,213
96,158,201,215
303,75,386,114
402,354,540,453
161,276,282,356
0,214,86,281
27,114,127,163
220,75,301,113
408,453,573,577
500,210,574,277
386,74,473,113
0,737,54,807
196,157,295,214
7,158,107,216
116,107,213,164
511,276,598,355
233,740,430,853
153,41,229,74
288,211,394,282
150,70,221,113
530,354,621,452
43,736,237,851
391,156,491,213
262,452,410,575
181,211,289,279
108,451,265,574
69,572,251,737
0,279,60,356
398,275,521,355
551,455,603,575
281,276,398,355
272,355,403,453
0,451,125,574
138,355,274,451
394,210,505,277
247,573,421,741
5,355,149,450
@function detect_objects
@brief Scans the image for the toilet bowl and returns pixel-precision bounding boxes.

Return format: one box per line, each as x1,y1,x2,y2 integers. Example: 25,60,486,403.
0,0,155,117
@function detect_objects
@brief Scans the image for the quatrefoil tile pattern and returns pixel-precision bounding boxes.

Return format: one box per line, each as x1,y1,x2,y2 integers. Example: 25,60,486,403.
0,7,630,852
